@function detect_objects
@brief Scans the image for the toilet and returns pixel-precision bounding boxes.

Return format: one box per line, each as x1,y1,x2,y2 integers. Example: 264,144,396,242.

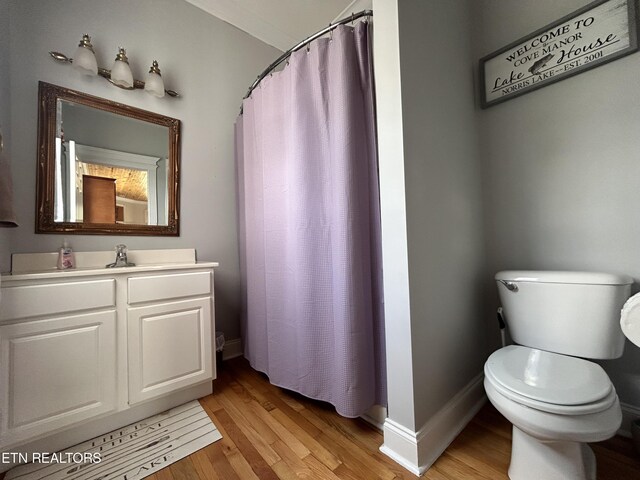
484,270,632,480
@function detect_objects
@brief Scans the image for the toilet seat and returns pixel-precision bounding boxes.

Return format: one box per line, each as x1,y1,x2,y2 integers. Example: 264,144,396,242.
485,346,616,416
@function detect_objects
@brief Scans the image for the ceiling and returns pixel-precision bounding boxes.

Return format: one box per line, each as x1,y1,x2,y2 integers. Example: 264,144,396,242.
184,0,357,51
82,164,148,202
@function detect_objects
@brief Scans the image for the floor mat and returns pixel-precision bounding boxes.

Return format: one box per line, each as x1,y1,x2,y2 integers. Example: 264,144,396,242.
5,400,221,480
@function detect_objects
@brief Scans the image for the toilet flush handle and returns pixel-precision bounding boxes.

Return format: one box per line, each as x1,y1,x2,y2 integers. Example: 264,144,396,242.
498,280,518,292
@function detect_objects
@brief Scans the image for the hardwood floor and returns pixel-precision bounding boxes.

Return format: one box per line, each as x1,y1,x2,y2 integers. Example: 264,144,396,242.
1,357,637,480
144,357,640,480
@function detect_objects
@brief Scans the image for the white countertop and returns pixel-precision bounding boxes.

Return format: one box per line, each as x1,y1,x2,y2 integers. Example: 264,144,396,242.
1,249,218,282
1,261,219,282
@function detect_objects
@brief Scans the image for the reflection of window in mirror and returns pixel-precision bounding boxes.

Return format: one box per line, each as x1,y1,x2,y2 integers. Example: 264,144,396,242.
54,100,170,226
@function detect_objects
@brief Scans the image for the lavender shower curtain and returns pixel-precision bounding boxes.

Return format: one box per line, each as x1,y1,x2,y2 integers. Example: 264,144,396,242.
235,21,385,417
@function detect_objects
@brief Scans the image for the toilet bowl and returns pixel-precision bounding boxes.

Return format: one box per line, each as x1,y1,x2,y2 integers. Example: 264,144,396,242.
621,293,640,455
485,346,622,480
487,271,632,480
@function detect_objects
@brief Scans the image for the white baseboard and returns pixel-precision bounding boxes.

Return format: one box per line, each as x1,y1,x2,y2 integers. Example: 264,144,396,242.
361,404,387,430
416,373,487,472
222,338,243,360
619,402,640,438
381,419,422,475
381,372,487,476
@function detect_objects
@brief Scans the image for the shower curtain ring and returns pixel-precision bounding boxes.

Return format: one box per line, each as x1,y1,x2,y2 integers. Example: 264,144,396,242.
329,26,333,41
351,12,354,25
306,43,310,53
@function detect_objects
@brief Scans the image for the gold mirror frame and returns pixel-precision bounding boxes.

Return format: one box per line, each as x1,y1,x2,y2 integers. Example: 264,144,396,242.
36,81,180,236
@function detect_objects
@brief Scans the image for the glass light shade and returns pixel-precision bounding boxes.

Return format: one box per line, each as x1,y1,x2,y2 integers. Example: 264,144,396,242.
110,49,133,88
145,71,165,98
72,35,98,76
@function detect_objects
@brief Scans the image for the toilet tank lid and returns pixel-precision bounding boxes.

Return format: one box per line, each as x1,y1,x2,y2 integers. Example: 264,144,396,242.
495,270,633,286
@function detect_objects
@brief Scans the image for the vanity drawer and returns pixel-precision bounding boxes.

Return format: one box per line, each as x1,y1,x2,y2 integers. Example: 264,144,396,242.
0,279,116,321
128,271,212,305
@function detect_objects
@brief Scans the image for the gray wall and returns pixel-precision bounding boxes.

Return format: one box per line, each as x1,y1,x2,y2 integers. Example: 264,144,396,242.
2,0,281,339
0,0,12,265
399,0,486,429
374,0,486,432
472,0,640,408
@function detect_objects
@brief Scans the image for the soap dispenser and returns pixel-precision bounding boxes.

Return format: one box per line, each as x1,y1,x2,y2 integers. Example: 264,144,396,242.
57,240,76,270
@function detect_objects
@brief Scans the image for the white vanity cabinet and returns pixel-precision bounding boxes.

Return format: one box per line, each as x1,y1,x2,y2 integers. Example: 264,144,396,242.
0,250,217,454
0,282,118,447
127,271,214,404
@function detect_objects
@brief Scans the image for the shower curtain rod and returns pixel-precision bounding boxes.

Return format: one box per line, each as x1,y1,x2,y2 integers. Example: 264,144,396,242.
240,9,373,113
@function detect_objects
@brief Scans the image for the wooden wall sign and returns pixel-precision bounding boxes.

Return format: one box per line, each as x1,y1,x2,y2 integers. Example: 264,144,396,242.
480,0,639,108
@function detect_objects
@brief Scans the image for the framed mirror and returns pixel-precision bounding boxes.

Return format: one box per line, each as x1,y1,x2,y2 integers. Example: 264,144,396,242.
36,81,180,236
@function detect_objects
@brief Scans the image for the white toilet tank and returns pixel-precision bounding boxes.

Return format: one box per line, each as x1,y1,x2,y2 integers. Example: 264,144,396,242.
496,271,633,359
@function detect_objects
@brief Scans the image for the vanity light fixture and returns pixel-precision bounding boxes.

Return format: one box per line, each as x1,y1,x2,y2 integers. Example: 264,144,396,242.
49,34,179,97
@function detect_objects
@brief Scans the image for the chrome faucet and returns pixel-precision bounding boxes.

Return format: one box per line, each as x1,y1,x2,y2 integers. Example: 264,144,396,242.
106,244,136,268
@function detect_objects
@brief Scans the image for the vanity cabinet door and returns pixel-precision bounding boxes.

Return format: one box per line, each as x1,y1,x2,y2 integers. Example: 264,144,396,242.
0,310,117,447
127,297,213,405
